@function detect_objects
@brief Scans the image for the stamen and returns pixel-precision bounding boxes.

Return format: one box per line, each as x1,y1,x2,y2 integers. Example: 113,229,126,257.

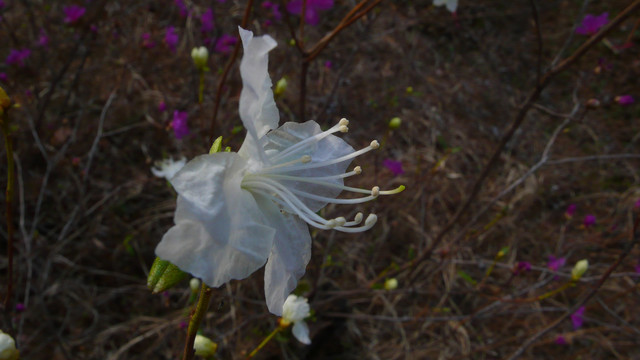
371,186,380,197
270,119,350,162
261,155,313,172
370,140,380,149
354,166,362,175
334,214,377,233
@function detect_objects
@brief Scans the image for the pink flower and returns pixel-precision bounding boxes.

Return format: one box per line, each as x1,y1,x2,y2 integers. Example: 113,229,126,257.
201,8,214,33
175,0,189,17
514,261,532,274
158,101,167,112
571,306,586,329
286,0,334,26
15,303,25,312
583,214,596,228
634,198,640,208
262,1,282,21
63,5,86,24
141,33,155,48
615,95,634,106
0,1,5,9
165,26,179,52
171,110,190,139
634,260,640,274
0,73,7,82
6,48,31,67
565,203,577,219
548,255,566,271
324,60,332,69
38,29,49,47
555,335,568,345
214,34,237,54
383,159,404,176
575,12,608,35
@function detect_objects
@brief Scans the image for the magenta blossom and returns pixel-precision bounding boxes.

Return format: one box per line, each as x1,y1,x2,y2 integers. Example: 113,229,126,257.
565,203,577,219
514,261,532,275
141,33,155,48
548,255,566,271
0,1,5,9
555,335,568,345
38,29,49,47
286,0,334,26
634,260,640,274
615,95,634,106
583,214,596,228
383,159,405,176
214,34,237,54
634,198,640,209
175,0,189,17
15,303,25,312
201,8,214,33
575,12,608,35
158,101,167,112
165,26,179,52
6,48,31,67
571,306,586,329
171,110,190,139
63,5,86,24
263,1,282,21
324,60,332,69
0,73,7,82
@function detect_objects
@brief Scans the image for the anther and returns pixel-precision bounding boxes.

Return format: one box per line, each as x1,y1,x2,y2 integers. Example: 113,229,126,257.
339,118,349,127
354,166,362,175
326,219,337,228
334,217,347,226
354,212,363,224
339,125,349,133
301,155,312,163
371,186,380,197
370,140,380,149
365,214,378,226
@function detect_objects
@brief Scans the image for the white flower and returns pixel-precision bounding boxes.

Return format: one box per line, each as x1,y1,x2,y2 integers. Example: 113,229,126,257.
155,27,403,315
151,157,186,180
0,330,19,360
191,46,209,71
571,259,589,280
281,294,311,344
433,0,458,12
193,334,217,357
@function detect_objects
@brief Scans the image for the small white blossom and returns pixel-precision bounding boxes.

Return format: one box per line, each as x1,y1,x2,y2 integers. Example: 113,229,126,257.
193,334,217,357
571,259,589,280
151,157,186,180
433,0,458,12
384,278,398,290
281,294,311,345
156,28,403,315
191,46,209,71
0,330,19,360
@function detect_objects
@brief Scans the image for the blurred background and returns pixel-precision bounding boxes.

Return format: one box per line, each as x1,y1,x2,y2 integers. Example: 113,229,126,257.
1,0,639,358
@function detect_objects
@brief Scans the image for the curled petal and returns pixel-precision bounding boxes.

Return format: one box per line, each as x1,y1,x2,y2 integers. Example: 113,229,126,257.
292,321,311,344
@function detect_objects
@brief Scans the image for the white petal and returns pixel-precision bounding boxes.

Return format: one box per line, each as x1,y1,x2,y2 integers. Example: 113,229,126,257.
264,120,355,211
237,27,279,163
282,294,311,322
292,321,311,345
446,0,458,12
259,197,312,315
156,153,276,287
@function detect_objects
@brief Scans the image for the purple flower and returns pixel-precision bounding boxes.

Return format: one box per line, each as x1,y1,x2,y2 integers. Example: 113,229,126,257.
214,34,237,54
158,101,167,112
15,303,25,312
565,203,577,219
263,1,282,21
383,159,405,176
634,261,640,274
141,33,155,48
583,214,596,228
175,0,189,17
571,306,586,329
324,60,332,69
90,24,98,33
6,48,31,67
548,255,566,271
38,29,49,47
555,335,568,345
286,0,334,26
171,110,190,139
575,12,608,35
615,95,634,106
63,5,86,24
201,8,214,33
0,1,5,9
634,198,640,209
514,261,532,274
0,72,7,82
165,26,179,52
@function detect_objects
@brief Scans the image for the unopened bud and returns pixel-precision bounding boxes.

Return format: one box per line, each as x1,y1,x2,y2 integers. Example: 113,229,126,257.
571,259,588,280
274,77,287,97
194,334,218,357
189,278,201,292
585,98,600,109
388,117,402,130
191,46,209,71
0,330,19,360
147,257,187,293
384,278,398,290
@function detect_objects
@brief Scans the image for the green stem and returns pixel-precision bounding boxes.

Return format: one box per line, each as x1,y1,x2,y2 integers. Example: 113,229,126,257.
537,280,574,301
198,71,205,104
1,115,14,309
182,283,213,360
246,326,282,359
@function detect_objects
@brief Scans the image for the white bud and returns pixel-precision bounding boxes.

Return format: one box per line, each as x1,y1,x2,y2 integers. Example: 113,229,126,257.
571,259,589,280
189,278,201,292
194,334,217,357
0,330,19,360
191,46,209,70
384,278,398,290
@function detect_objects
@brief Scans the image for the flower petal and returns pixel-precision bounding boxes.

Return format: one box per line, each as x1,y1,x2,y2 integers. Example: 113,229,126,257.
156,153,276,287
311,0,334,11
292,321,311,344
264,120,355,211
259,196,312,315
237,27,279,164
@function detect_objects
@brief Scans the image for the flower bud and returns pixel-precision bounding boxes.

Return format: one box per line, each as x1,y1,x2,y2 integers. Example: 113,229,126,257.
571,259,588,280
274,77,287,97
384,278,398,290
0,330,19,360
0,85,10,117
194,334,218,357
585,98,600,109
191,46,209,71
189,278,201,292
388,117,401,130
147,257,187,293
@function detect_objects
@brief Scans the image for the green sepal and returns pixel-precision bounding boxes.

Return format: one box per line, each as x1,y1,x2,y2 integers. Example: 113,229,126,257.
209,136,223,154
147,257,187,293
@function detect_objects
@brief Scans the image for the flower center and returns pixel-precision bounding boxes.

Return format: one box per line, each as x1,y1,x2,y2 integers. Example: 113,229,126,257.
242,118,404,233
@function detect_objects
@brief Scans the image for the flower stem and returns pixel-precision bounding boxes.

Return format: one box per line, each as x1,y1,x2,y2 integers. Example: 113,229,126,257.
182,283,213,360
198,70,205,104
537,280,574,301
246,326,282,359
1,112,15,310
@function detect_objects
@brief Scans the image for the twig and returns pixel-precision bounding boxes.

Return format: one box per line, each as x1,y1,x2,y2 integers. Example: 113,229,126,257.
528,0,542,86
182,284,213,360
1,107,15,310
505,213,640,360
